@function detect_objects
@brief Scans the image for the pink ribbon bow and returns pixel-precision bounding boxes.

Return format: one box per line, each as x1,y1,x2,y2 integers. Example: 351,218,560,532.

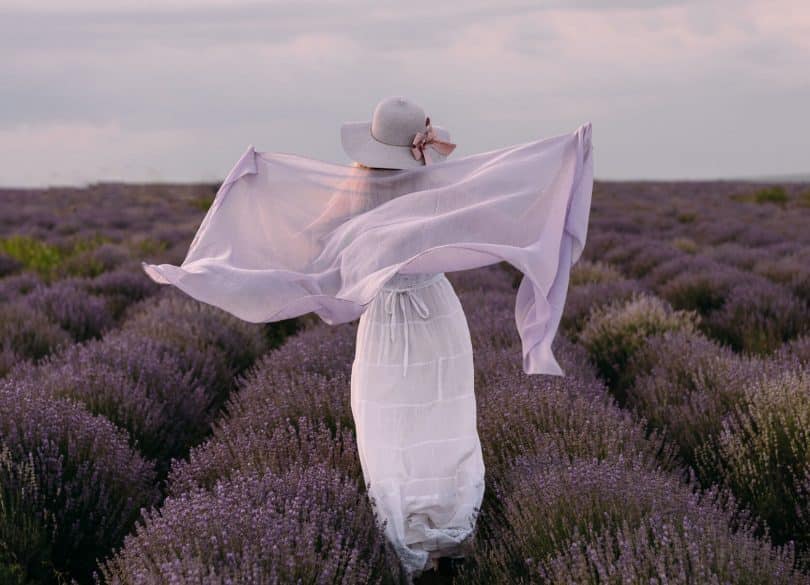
410,116,457,164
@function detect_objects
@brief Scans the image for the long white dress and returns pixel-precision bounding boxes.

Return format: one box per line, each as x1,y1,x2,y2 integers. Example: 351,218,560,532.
351,269,485,577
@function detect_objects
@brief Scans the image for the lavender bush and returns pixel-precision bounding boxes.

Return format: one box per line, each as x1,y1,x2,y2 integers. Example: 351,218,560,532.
261,316,358,378
25,278,115,341
470,309,603,388
694,367,810,555
0,444,56,585
561,278,646,339
9,332,221,468
634,253,808,353
120,290,270,404
458,289,520,350
625,330,780,466
705,241,771,270
640,253,728,289
85,266,161,320
671,235,700,253
0,378,160,582
776,334,810,365
657,270,736,320
473,343,678,482
703,281,809,354
580,230,629,261
105,328,233,410
602,236,683,278
58,241,131,278
752,252,810,304
99,464,401,585
0,271,41,302
578,292,699,400
459,455,803,584
226,366,353,437
569,259,624,286
0,344,21,380
0,301,71,377
168,415,361,497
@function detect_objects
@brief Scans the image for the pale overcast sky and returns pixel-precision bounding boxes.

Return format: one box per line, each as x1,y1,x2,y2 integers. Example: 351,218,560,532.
1,0,808,187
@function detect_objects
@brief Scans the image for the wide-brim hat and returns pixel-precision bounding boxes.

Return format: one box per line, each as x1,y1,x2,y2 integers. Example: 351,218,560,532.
341,96,455,170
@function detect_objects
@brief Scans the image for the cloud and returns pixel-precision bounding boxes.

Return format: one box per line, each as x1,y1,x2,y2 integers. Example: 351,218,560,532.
0,0,808,185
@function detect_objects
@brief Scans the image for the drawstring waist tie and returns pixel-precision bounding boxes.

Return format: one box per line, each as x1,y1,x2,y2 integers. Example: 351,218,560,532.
381,272,443,377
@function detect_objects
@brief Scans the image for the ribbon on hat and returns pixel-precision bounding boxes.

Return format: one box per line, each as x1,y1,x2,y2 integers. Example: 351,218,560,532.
410,117,456,165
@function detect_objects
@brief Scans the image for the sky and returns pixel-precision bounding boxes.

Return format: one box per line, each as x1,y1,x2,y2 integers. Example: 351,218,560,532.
1,0,808,187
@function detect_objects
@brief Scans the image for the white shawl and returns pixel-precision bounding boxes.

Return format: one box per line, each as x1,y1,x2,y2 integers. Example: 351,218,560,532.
142,122,593,376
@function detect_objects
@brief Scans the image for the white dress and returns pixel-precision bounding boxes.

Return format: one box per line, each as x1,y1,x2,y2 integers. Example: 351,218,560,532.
350,269,485,578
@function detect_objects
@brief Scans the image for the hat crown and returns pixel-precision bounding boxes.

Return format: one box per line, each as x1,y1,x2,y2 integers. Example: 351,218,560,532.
370,96,426,147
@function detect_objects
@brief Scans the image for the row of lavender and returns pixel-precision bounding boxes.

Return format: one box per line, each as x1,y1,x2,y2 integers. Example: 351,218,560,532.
559,182,810,569
0,286,286,582
0,184,299,583
0,182,222,377
586,181,809,355
97,261,806,583
564,259,810,562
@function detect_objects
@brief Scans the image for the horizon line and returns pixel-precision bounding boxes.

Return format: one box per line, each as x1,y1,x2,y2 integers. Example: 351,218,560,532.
2,173,809,191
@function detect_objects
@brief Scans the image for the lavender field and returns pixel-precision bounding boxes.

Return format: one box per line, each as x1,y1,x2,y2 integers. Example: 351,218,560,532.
0,179,809,584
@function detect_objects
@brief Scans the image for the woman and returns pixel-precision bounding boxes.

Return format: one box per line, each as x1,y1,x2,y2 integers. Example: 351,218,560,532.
142,95,594,583
342,97,484,573
308,97,484,577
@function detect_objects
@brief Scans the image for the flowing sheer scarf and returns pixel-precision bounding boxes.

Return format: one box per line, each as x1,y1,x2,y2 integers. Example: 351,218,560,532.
142,122,593,376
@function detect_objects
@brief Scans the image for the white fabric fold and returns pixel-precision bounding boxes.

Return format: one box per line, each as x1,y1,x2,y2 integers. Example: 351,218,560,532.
141,122,594,376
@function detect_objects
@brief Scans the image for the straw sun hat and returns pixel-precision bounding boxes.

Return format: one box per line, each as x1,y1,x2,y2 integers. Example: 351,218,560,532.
341,96,456,170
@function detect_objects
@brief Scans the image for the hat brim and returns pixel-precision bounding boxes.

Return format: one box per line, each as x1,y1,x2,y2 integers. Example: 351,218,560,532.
340,121,453,170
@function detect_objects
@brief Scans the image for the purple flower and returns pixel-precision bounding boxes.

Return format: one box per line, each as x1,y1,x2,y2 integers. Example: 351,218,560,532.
0,377,160,581
463,455,802,583
25,278,115,341
99,464,401,585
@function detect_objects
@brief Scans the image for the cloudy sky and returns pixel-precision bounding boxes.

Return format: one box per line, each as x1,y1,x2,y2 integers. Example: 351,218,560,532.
2,0,808,187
